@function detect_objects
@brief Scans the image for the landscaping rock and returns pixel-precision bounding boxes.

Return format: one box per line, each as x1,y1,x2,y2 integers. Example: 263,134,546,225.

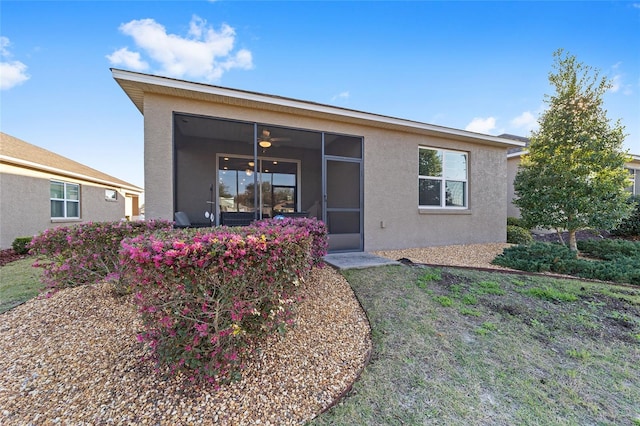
0,268,371,425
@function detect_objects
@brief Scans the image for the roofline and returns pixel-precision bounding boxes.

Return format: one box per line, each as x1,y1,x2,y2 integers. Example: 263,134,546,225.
111,68,525,149
507,150,526,159
1,155,143,193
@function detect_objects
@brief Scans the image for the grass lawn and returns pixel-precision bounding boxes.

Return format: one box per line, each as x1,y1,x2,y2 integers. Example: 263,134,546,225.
312,265,640,426
0,257,43,314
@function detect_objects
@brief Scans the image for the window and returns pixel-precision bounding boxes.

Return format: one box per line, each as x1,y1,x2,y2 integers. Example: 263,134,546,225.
50,181,80,218
105,189,118,201
218,156,299,219
419,147,467,208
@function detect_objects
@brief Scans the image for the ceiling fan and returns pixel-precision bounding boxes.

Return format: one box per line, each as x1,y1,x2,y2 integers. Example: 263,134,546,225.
258,129,290,148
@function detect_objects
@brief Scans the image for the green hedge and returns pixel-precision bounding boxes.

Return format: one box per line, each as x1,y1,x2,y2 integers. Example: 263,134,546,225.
611,195,640,238
507,225,533,245
507,217,529,229
11,237,33,255
492,241,640,285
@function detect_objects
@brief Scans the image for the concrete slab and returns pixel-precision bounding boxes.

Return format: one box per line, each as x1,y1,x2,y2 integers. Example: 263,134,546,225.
323,252,401,270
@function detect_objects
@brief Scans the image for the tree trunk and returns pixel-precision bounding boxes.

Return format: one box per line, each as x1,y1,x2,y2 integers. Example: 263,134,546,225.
568,229,578,252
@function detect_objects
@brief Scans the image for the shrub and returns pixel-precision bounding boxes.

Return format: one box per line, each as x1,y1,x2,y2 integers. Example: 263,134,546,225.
251,217,328,266
11,237,33,255
120,218,327,386
493,241,640,285
611,195,640,238
577,239,640,261
507,225,534,245
507,216,529,229
492,242,579,273
29,220,173,293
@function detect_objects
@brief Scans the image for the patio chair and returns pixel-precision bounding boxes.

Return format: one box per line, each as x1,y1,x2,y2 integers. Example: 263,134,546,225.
174,211,192,228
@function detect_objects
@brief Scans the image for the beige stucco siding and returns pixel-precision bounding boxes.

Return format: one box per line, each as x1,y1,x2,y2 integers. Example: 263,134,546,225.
0,172,50,248
364,130,507,250
143,94,175,221
143,93,510,251
507,156,521,218
0,164,128,248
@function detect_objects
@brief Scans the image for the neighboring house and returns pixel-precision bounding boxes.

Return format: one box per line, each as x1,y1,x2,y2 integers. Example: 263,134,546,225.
0,132,143,249
503,134,640,218
112,69,524,252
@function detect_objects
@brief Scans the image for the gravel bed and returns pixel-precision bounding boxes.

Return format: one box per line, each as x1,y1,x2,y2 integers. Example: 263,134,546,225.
0,267,371,425
374,242,514,269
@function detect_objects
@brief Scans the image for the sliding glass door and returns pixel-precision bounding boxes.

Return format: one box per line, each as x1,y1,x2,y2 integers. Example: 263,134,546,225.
217,155,299,222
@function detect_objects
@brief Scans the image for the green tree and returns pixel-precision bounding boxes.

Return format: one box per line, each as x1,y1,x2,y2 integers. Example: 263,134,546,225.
514,49,632,252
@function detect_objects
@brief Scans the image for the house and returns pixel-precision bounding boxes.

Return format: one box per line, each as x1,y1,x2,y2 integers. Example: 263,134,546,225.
112,69,524,252
504,134,640,218
0,132,143,249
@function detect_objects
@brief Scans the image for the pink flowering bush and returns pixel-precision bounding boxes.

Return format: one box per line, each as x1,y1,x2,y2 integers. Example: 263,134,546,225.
29,220,173,294
120,218,326,386
251,217,328,267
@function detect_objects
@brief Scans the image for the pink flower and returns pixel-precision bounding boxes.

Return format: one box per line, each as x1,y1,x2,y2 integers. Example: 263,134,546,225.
194,322,208,336
151,240,164,253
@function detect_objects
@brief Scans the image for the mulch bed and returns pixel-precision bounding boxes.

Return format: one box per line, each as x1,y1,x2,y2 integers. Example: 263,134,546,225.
0,249,29,267
531,229,613,244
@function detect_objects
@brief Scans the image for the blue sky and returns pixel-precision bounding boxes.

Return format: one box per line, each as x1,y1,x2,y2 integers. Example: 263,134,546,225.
2,1,639,188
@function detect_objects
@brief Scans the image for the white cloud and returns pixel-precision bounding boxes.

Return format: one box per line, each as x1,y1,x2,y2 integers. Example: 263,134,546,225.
331,91,350,101
108,15,253,82
465,117,496,134
607,62,633,95
106,47,149,71
0,36,30,90
610,74,622,93
0,36,9,56
510,111,538,133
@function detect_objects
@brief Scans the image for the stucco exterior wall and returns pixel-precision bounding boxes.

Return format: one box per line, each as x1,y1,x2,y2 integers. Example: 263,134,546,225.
144,94,175,221
507,156,521,218
0,164,128,249
364,130,508,250
142,93,509,251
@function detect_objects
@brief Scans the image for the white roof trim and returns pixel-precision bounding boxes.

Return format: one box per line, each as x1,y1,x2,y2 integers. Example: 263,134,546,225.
112,69,526,149
507,150,527,159
1,155,143,193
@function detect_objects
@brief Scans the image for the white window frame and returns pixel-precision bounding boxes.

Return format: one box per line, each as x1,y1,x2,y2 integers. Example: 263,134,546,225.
50,180,80,219
105,189,118,201
419,147,468,209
